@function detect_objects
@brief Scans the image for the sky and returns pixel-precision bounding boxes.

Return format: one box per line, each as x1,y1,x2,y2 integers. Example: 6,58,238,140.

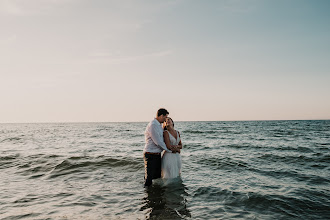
1,0,330,123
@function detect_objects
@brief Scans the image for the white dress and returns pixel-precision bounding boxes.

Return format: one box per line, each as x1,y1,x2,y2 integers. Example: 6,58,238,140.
161,130,182,179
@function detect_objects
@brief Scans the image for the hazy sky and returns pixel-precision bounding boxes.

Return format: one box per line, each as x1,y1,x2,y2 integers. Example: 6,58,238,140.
1,0,330,123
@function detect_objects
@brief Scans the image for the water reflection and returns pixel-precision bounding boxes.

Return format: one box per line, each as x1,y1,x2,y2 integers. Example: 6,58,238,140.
141,178,191,219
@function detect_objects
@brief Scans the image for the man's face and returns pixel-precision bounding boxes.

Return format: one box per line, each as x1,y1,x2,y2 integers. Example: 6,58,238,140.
160,114,168,123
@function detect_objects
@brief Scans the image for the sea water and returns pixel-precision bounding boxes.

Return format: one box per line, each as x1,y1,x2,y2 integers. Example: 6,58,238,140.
0,120,329,219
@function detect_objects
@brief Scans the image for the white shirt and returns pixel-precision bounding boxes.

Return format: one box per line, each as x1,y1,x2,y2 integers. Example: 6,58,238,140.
144,118,172,153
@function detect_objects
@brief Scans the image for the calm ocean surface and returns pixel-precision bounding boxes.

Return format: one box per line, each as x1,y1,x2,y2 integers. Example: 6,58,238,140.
0,120,329,219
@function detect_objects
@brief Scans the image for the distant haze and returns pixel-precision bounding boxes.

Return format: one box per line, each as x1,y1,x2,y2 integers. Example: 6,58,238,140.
1,0,330,123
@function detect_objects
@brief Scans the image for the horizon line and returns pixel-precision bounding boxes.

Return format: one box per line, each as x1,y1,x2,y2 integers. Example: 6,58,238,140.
1,118,329,124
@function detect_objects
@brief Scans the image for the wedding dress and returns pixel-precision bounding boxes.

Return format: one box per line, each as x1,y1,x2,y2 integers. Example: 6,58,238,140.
161,130,182,179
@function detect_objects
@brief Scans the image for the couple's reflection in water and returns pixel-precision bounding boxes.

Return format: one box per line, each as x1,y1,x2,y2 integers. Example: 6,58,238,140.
141,177,191,219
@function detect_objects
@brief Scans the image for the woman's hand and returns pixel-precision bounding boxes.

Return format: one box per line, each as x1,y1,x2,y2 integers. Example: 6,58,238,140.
171,145,181,153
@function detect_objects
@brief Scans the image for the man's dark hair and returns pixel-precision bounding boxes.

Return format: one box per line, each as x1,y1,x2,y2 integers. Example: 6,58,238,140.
157,108,169,117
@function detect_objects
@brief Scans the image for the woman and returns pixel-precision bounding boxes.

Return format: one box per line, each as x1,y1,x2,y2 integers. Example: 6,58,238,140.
161,117,182,179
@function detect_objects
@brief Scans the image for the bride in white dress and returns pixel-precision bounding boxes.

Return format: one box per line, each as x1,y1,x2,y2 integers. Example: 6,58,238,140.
161,117,182,179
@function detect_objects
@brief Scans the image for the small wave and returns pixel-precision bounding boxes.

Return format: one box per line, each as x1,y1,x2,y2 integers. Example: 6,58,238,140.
0,154,20,161
2,153,144,179
183,130,207,134
182,143,205,150
11,154,63,178
275,146,315,153
268,129,298,137
193,155,249,170
182,130,220,134
183,129,244,136
223,144,262,150
248,167,329,185
315,142,330,146
0,136,23,143
192,186,329,218
48,156,143,179
0,154,21,169
319,154,330,163
1,213,42,220
256,154,316,165
92,126,114,132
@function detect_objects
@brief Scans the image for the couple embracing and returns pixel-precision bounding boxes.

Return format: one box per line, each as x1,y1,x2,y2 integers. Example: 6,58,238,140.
143,108,182,187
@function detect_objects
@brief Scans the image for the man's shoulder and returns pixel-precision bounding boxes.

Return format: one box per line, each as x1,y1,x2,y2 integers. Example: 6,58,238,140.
149,119,163,131
146,119,157,129
150,118,159,125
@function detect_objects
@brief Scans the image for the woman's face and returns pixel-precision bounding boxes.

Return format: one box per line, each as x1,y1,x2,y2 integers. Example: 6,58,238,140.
165,118,173,127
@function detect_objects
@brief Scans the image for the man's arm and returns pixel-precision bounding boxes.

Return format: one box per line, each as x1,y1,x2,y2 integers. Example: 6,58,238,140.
149,124,172,152
177,131,182,149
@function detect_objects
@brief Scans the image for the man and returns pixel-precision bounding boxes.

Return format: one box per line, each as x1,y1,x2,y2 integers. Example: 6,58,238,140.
143,108,172,187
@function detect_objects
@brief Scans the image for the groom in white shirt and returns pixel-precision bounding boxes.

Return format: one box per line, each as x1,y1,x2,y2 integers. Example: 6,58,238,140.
143,108,172,187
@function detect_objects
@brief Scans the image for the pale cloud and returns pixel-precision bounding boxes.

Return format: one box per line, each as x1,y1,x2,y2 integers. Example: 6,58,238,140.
0,0,27,16
0,0,42,15
0,0,76,16
218,0,257,13
89,49,173,64
0,0,181,16
103,20,152,33
0,34,17,46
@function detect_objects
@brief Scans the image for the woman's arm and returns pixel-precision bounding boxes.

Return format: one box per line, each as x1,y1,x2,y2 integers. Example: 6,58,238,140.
163,131,179,153
169,131,182,153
